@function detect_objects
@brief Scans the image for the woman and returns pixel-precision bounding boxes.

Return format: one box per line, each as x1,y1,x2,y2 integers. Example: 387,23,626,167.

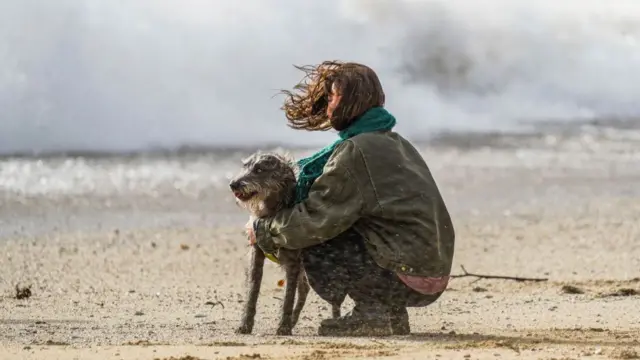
249,61,455,337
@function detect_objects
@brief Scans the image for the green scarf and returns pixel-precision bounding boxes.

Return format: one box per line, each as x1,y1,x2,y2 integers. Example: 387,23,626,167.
294,107,396,204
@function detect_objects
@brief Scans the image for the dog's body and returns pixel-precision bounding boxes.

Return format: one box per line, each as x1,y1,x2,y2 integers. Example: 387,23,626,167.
229,152,344,335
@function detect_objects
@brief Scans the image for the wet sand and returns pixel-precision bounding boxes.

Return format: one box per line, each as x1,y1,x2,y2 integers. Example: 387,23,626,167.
1,133,640,359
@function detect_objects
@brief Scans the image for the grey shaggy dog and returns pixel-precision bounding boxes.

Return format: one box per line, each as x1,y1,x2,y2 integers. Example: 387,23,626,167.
229,152,343,335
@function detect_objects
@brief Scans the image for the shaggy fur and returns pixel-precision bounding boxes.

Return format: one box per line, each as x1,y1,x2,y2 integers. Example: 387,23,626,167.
229,152,343,335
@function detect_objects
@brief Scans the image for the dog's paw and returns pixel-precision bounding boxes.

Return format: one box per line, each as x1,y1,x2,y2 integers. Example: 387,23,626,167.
275,325,292,336
235,323,253,335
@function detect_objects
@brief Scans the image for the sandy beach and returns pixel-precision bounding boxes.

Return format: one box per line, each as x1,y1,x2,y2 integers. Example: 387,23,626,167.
1,131,640,360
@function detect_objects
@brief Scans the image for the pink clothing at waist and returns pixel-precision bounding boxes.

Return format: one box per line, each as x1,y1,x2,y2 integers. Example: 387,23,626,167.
397,274,450,295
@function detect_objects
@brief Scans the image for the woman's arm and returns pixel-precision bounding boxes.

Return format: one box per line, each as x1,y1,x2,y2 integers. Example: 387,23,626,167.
254,141,364,252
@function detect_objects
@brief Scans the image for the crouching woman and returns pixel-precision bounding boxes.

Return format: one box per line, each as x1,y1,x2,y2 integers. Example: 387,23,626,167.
249,61,455,337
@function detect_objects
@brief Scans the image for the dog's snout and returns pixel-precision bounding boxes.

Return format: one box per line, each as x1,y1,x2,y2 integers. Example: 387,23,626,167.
229,180,241,191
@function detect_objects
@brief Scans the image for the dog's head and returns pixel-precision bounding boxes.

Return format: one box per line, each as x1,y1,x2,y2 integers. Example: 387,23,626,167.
229,152,297,217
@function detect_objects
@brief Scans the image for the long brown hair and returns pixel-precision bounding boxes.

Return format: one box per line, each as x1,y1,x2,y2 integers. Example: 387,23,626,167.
279,61,386,131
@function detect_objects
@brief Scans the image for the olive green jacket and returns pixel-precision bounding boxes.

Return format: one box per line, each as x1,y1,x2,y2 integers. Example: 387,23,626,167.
254,131,455,278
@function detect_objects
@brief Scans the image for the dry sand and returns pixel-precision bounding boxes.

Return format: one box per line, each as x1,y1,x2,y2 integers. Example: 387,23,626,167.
1,140,639,360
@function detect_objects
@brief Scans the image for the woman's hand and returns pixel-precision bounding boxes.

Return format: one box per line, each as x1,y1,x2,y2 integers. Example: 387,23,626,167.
250,217,278,255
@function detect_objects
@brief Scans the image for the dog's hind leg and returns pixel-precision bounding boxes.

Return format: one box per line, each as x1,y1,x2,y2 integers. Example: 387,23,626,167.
331,301,342,319
276,262,301,336
236,245,265,335
330,290,347,319
291,270,310,328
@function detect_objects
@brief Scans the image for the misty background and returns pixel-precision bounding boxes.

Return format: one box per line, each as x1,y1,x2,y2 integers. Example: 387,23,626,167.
1,0,639,155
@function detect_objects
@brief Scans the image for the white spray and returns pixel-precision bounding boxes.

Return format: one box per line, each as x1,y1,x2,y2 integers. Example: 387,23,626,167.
1,0,639,154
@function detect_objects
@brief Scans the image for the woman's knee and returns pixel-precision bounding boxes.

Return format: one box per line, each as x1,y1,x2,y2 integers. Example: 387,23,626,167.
302,229,364,269
301,228,365,302
302,258,349,304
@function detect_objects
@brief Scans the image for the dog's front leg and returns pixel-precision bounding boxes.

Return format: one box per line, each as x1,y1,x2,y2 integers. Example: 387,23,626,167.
236,245,265,334
276,262,301,336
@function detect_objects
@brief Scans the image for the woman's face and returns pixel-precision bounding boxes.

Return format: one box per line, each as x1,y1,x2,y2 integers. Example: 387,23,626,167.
326,83,342,119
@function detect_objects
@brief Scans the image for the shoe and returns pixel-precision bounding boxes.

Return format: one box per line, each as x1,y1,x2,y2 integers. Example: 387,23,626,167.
317,307,392,337
390,306,410,335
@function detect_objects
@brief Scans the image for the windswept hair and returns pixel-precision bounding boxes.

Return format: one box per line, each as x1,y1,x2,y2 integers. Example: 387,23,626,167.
279,60,386,132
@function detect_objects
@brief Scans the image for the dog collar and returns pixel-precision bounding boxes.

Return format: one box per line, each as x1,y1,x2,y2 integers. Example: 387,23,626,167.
265,252,280,264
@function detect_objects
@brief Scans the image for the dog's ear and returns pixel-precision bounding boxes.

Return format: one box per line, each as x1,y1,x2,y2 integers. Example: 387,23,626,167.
271,151,298,178
277,151,294,165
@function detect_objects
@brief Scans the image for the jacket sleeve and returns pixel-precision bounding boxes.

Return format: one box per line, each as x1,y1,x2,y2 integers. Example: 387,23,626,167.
254,140,364,251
